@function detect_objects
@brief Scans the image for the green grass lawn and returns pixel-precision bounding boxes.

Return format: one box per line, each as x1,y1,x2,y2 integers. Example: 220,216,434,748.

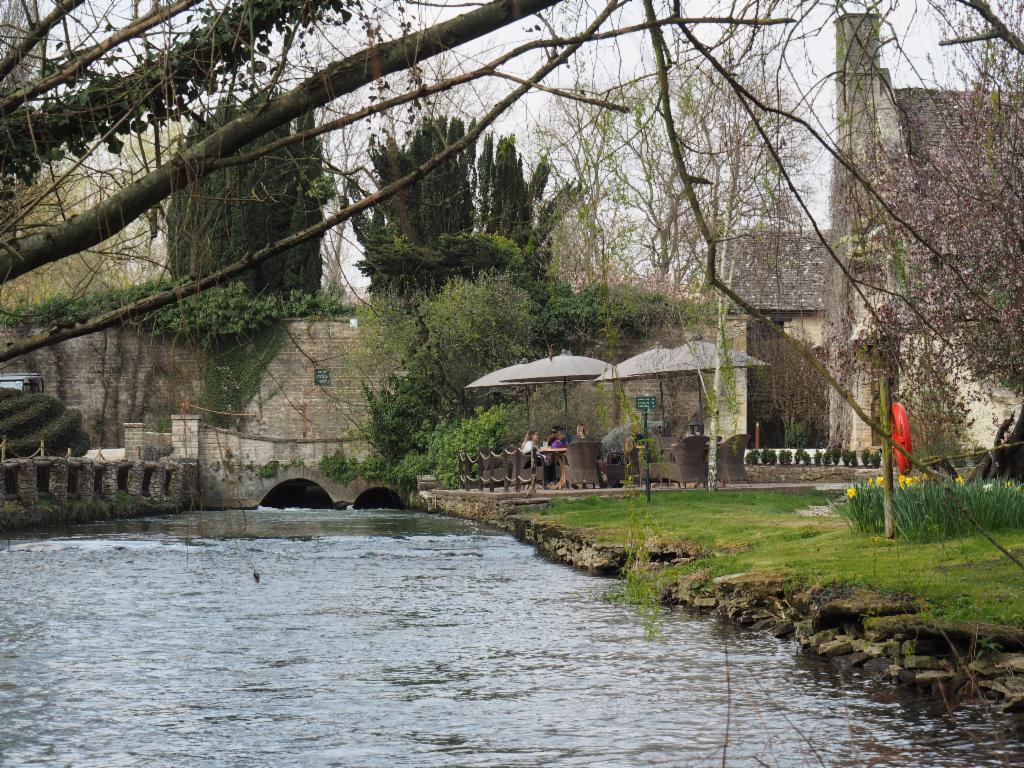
537,490,1024,627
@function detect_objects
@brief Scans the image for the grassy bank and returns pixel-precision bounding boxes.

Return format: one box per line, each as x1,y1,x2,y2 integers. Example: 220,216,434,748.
535,490,1024,627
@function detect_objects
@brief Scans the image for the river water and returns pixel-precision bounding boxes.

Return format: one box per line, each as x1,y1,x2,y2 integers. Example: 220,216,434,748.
0,507,1021,767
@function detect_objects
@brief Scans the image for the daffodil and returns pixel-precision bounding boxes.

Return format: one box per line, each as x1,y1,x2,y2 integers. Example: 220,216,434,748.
983,482,993,492
898,475,907,489
846,487,857,499
955,476,965,485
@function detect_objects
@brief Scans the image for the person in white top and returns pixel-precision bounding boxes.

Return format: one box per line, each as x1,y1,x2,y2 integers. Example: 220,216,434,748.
520,430,542,476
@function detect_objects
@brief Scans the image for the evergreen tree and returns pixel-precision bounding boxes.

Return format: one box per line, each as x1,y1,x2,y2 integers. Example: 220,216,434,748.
167,103,327,293
477,133,551,276
354,118,553,295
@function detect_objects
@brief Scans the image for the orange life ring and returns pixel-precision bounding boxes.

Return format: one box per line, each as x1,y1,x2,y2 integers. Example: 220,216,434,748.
891,402,913,474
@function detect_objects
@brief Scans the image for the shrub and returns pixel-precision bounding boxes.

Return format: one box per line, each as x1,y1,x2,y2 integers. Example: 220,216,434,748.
795,448,811,465
778,449,793,466
860,448,873,467
745,449,760,465
785,421,811,449
871,451,882,468
813,451,822,466
0,390,89,456
319,452,362,485
425,404,519,488
842,478,1024,542
761,448,777,466
257,461,280,479
841,450,856,467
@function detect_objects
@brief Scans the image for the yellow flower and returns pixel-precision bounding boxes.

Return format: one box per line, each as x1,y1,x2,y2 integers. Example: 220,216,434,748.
898,475,907,489
955,476,965,485
847,487,857,499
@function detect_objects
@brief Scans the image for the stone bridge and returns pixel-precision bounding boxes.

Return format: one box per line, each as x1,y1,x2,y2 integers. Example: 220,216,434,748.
128,416,402,510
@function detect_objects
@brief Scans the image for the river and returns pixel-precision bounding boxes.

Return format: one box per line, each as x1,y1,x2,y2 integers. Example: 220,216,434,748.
0,507,1020,767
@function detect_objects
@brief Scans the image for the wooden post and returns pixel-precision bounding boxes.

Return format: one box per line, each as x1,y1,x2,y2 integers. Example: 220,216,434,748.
1,435,5,462
879,374,895,539
754,422,761,449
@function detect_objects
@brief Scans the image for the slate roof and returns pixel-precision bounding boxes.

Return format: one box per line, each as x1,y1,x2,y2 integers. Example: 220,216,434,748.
894,87,970,160
725,230,828,313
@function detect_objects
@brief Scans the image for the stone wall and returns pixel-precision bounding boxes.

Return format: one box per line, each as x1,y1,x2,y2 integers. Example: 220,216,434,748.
0,327,201,447
0,456,198,532
240,319,371,442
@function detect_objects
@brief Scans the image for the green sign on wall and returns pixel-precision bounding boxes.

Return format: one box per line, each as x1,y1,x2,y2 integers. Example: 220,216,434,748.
635,395,657,411
314,368,330,385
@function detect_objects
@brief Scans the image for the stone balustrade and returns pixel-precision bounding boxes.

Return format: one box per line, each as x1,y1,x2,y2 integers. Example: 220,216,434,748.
0,457,198,532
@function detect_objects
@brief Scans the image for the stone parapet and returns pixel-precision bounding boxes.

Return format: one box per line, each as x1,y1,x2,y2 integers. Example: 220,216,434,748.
0,456,197,533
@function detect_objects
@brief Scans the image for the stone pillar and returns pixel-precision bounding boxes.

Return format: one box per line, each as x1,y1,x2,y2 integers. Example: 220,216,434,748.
123,423,145,459
100,463,119,499
149,466,167,502
77,460,95,502
128,463,146,496
17,460,37,506
50,460,68,504
171,415,201,460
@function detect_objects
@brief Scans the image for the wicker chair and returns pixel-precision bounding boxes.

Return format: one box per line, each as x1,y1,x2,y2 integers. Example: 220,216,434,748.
716,434,751,486
488,451,509,491
675,435,710,487
566,440,601,488
458,451,472,489
516,448,542,488
652,436,678,486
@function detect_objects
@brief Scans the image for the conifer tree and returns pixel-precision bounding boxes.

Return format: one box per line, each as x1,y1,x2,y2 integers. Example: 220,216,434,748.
167,104,327,294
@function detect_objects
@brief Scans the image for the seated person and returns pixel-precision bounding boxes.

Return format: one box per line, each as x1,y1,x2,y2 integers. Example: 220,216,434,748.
520,430,542,469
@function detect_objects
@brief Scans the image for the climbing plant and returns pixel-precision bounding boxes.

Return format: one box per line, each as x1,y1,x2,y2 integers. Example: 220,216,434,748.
198,323,286,427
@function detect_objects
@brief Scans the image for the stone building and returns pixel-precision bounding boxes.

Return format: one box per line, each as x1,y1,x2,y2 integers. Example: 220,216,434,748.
725,13,1017,451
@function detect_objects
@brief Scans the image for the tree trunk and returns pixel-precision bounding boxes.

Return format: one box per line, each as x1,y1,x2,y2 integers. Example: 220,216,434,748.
970,402,1024,481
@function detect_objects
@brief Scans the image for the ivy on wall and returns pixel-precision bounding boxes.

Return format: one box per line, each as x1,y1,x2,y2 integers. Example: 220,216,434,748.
199,323,286,427
0,280,353,343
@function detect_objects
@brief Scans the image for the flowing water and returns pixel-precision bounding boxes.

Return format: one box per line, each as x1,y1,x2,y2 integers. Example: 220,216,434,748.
0,507,1021,767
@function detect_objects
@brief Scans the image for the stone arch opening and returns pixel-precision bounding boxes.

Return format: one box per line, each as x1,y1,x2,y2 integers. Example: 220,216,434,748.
260,479,334,509
352,487,404,510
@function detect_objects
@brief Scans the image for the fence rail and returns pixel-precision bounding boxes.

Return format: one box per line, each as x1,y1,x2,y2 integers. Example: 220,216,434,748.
458,447,541,492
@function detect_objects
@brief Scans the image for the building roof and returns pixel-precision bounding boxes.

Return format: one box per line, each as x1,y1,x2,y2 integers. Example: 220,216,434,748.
894,87,970,160
725,230,828,313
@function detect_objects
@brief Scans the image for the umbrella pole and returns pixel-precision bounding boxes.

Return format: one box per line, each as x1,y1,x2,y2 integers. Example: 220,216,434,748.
562,379,569,429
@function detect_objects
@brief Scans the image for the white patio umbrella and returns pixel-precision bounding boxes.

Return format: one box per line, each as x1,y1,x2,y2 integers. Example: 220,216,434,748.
465,362,536,423
599,341,765,427
464,362,533,390
501,353,612,428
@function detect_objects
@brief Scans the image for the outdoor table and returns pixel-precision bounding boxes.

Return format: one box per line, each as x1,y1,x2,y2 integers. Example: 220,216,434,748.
539,446,568,490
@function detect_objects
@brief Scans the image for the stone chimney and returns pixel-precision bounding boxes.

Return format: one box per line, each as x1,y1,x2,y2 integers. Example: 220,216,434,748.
824,13,901,450
834,13,898,159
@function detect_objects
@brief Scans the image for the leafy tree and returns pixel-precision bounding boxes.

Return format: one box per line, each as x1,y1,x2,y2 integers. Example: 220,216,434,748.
167,104,328,293
361,272,536,459
354,116,478,295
